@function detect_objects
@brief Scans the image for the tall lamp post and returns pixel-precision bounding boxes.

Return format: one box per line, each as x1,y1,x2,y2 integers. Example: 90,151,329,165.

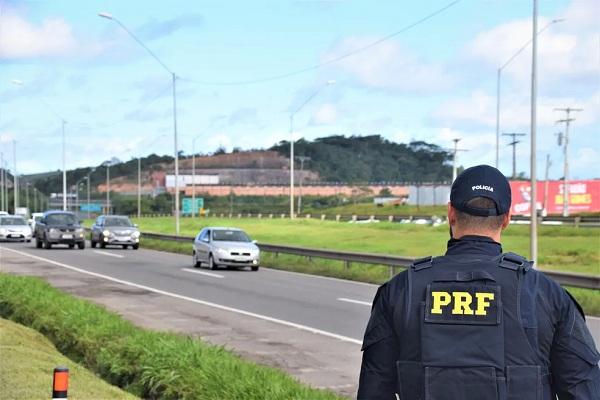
289,80,335,219
12,140,18,213
529,0,539,265
99,12,181,234
495,18,563,168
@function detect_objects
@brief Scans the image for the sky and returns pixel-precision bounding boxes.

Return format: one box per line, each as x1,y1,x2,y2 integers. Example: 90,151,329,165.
0,0,598,180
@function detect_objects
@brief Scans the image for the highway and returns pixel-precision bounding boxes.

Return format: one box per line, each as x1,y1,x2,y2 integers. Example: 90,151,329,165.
1,241,598,397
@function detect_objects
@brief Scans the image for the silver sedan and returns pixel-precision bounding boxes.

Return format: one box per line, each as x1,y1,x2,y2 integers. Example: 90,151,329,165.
0,215,32,242
192,227,260,271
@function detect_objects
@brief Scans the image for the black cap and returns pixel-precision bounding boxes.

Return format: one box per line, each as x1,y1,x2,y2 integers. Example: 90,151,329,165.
450,165,511,216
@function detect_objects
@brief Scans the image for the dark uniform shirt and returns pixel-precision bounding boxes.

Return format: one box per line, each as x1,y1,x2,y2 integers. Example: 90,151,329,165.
358,235,600,399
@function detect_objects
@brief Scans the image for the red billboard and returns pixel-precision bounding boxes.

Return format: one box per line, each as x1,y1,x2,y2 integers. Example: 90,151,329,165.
510,180,600,215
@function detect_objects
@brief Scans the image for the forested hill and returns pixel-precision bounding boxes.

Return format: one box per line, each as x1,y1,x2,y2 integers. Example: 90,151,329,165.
270,135,452,183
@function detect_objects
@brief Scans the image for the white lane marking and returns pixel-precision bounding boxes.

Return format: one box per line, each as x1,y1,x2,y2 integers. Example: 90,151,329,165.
338,297,372,306
93,250,124,258
181,268,224,279
3,247,362,346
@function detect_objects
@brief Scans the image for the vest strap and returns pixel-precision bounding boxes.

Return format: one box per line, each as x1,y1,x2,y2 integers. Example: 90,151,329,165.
498,252,529,271
412,256,433,271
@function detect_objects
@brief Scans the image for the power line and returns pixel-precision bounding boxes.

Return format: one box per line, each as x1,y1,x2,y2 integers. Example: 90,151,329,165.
180,0,462,86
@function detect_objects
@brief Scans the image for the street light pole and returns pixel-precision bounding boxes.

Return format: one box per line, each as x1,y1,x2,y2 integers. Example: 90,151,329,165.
529,0,539,265
13,140,18,213
495,18,563,169
62,119,67,211
106,163,110,215
99,12,181,234
451,138,467,182
288,80,335,219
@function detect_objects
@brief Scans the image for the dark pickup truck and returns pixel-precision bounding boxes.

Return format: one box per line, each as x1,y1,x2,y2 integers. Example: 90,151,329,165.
35,210,86,249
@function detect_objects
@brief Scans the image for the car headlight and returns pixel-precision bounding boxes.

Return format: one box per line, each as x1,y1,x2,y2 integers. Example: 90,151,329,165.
216,247,228,256
131,231,140,238
49,228,58,234
0,228,6,234
103,230,110,237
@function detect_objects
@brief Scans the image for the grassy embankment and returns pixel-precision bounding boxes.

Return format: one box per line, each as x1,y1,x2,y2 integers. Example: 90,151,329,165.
0,318,137,400
126,217,599,315
0,274,342,400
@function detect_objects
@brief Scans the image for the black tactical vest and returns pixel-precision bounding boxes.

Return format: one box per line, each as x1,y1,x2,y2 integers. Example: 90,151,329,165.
394,252,552,400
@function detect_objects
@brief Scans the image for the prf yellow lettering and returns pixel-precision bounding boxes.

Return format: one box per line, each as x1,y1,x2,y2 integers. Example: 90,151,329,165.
431,291,451,314
430,291,495,316
475,292,495,315
451,292,474,315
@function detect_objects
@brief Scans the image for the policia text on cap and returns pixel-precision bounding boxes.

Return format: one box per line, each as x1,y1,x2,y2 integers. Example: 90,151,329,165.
357,165,600,400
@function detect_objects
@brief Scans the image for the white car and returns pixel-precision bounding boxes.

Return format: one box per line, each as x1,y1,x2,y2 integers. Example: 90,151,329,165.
192,227,260,271
0,215,33,242
30,212,44,237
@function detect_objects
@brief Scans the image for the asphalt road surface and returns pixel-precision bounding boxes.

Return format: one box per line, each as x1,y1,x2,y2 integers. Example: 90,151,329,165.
1,241,598,397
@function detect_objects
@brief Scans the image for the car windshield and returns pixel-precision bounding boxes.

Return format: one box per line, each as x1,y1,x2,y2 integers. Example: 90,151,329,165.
0,217,27,226
34,216,43,222
212,230,250,242
104,217,133,227
46,214,78,225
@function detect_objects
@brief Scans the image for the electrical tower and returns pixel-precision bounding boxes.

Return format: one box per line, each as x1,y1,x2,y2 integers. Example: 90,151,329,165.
502,132,526,179
555,107,583,217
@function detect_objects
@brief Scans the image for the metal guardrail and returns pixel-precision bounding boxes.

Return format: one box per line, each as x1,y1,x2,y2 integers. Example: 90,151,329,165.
130,213,600,227
141,232,599,290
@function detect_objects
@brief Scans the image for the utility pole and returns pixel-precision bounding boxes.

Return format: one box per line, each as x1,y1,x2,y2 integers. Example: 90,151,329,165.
105,163,110,215
502,133,526,179
529,0,539,265
555,107,583,217
451,138,468,182
296,156,311,214
543,154,551,216
13,140,18,213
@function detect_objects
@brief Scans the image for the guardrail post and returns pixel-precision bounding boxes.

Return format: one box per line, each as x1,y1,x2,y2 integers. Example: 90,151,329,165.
321,214,326,221
336,214,341,222
370,215,375,221
247,213,252,218
238,213,242,218
228,213,232,218
269,214,273,219
388,215,394,222
281,213,285,219
344,260,350,270
306,214,311,219
352,215,357,222
389,266,396,279
575,216,581,228
258,213,262,219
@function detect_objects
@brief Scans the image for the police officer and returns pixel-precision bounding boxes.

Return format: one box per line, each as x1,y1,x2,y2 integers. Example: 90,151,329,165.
358,165,600,399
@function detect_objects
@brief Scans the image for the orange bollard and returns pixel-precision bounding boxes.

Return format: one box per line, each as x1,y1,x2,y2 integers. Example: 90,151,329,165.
52,366,69,399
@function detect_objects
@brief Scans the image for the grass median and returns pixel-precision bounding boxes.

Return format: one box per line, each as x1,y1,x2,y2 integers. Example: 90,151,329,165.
0,317,137,400
0,273,342,400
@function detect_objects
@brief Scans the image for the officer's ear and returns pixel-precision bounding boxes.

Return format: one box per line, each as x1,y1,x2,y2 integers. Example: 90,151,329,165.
447,202,457,226
501,210,511,230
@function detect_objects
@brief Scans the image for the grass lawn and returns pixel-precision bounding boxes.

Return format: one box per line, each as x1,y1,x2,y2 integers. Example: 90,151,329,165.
128,216,600,276
0,318,137,400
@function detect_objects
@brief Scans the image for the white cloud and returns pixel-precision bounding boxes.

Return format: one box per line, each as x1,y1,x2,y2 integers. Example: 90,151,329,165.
466,1,599,90
323,36,454,93
0,12,77,59
310,103,338,125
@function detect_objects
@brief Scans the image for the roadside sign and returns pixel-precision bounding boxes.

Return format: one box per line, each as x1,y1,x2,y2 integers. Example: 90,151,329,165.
182,198,204,214
80,203,103,212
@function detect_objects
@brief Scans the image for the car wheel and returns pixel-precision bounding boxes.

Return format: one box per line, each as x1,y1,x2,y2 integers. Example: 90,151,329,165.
132,244,139,250
192,252,201,268
91,240,97,248
78,242,85,249
68,244,75,249
122,244,128,249
209,254,218,270
36,237,42,248
43,236,52,249
251,266,259,271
